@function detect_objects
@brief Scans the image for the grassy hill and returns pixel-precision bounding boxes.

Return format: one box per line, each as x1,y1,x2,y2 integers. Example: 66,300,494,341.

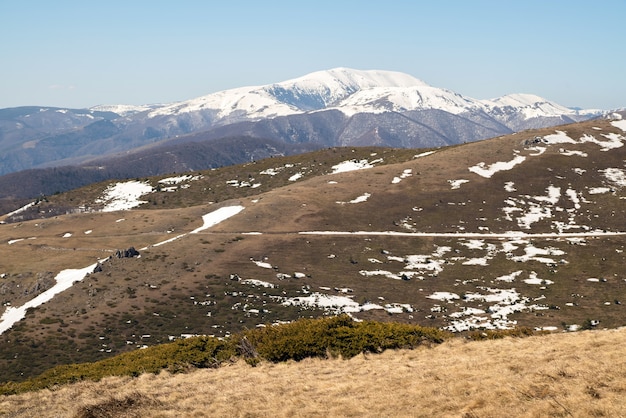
1,323,625,417
1,117,626,384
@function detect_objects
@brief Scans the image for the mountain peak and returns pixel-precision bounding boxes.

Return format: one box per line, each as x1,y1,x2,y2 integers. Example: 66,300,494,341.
261,68,429,112
282,67,429,89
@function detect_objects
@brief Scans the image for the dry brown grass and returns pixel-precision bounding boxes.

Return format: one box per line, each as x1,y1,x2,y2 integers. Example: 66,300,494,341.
2,328,626,417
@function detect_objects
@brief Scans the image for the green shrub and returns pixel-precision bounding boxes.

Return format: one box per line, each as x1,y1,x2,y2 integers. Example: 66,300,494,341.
241,315,450,362
0,316,449,395
466,327,537,341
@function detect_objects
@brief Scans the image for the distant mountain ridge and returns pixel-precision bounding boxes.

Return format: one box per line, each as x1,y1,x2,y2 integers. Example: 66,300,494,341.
0,68,606,178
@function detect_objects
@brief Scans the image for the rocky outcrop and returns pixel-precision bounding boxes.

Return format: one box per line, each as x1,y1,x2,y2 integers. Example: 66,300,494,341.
115,247,140,258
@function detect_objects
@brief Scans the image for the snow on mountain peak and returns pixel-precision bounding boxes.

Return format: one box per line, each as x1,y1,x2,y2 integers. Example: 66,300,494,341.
90,104,157,116
489,93,553,108
335,85,484,116
482,93,593,119
280,68,429,90
144,68,601,124
264,68,429,111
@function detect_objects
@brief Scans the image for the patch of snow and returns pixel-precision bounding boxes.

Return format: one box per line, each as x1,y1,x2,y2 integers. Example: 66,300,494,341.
469,155,526,178
359,270,402,280
260,168,280,176
463,258,489,266
392,169,413,184
288,172,303,181
611,120,626,132
241,279,276,288
504,182,516,192
414,151,436,158
158,175,202,185
331,159,379,174
448,179,469,189
0,262,99,335
96,181,153,212
523,271,554,285
427,292,460,301
542,131,577,145
509,243,565,264
152,234,186,247
3,202,35,218
560,150,588,157
495,270,523,283
281,293,361,314
190,206,244,234
602,168,626,187
252,260,273,269
337,193,371,205
527,146,546,156
588,187,611,194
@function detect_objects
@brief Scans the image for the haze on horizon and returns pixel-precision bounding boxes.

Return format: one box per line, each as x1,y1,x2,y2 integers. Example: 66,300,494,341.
1,0,625,110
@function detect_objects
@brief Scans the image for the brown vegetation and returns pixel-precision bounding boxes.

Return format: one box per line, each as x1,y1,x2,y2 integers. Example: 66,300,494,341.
2,328,625,417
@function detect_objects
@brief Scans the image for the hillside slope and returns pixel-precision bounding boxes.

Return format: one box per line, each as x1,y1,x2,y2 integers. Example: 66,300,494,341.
1,117,625,382
1,328,625,417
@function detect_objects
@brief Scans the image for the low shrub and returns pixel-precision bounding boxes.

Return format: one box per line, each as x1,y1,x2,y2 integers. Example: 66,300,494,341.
241,315,450,362
466,327,537,341
0,315,449,395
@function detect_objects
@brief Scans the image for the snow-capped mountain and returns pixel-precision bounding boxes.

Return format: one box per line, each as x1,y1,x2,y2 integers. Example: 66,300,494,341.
142,67,597,125
145,68,431,122
0,68,606,177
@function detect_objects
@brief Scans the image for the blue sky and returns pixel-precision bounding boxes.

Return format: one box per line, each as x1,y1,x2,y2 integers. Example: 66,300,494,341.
1,1,624,110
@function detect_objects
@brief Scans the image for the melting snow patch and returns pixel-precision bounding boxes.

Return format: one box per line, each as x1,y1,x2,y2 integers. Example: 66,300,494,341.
3,202,35,218
289,173,303,181
495,270,523,283
159,175,202,185
252,260,273,269
359,270,402,280
543,131,577,145
468,155,526,178
427,292,460,301
260,168,280,176
331,159,380,174
414,151,436,158
190,206,244,234
560,150,588,157
281,293,382,314
448,179,469,189
241,279,276,288
392,169,413,184
509,242,565,264
602,168,626,187
0,263,99,335
523,271,553,285
463,258,489,266
337,193,371,204
611,120,626,132
588,187,611,194
504,182,516,192
96,181,153,212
